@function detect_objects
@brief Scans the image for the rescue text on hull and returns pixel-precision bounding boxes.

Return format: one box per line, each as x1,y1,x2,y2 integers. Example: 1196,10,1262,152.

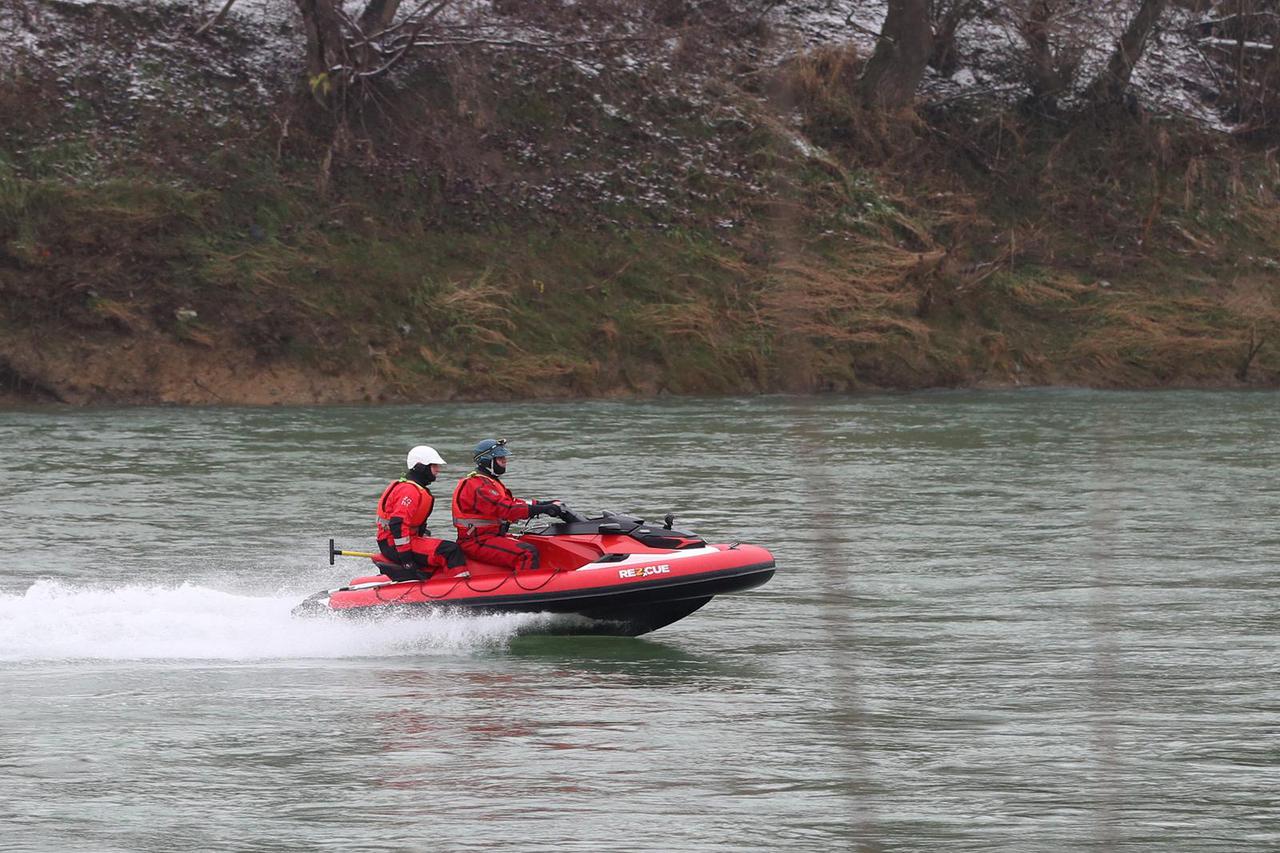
293,509,776,636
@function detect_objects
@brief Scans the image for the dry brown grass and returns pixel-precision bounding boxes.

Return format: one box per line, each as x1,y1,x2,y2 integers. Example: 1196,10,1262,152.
631,300,733,350
747,238,943,390
1221,276,1280,380
759,247,933,345
201,240,308,289
999,272,1095,309
783,44,863,115
433,276,506,315
777,42,929,167
417,270,525,352
88,297,148,333
1068,294,1249,382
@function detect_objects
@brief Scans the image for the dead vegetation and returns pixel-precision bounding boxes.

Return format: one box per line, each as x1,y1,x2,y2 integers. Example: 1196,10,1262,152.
2,1,1279,403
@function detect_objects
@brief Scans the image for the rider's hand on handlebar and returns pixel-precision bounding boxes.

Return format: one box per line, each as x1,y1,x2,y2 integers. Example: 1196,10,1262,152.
531,501,566,519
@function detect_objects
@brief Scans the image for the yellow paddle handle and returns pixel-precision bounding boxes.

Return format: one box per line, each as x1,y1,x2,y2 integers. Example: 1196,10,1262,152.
329,538,377,564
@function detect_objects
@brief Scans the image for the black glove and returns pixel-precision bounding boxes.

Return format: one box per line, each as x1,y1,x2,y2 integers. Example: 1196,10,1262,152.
531,501,564,519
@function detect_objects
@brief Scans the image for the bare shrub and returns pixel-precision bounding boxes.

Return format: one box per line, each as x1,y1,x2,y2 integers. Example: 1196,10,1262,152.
1195,0,1280,136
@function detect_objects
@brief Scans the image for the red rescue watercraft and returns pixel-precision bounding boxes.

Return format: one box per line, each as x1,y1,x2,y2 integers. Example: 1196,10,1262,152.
293,509,775,636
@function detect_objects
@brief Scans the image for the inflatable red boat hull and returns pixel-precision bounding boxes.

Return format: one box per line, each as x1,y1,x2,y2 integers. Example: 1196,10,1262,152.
294,513,775,636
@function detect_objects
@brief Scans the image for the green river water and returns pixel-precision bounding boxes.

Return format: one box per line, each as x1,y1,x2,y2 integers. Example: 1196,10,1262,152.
0,390,1275,851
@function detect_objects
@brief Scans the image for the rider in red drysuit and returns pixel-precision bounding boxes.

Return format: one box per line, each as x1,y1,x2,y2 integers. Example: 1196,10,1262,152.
377,445,465,580
451,439,564,572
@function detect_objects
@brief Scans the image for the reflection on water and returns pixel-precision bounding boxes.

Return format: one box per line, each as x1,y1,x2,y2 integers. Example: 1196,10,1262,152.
511,635,771,694
507,634,726,668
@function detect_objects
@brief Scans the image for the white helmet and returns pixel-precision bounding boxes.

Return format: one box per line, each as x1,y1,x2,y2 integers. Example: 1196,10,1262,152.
406,445,446,469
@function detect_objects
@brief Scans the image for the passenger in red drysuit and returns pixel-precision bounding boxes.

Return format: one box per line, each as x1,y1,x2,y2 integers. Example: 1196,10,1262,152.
451,438,565,572
376,445,465,580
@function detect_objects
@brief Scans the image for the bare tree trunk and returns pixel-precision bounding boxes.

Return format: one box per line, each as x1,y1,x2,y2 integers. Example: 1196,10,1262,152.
295,0,349,83
928,0,978,77
859,0,934,110
357,0,403,36
1019,0,1073,103
1084,0,1169,106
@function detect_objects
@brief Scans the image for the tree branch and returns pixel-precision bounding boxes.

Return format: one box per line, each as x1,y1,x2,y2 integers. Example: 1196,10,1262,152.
194,0,239,36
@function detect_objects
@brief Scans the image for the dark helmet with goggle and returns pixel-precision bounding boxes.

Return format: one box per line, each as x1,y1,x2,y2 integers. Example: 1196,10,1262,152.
473,438,510,475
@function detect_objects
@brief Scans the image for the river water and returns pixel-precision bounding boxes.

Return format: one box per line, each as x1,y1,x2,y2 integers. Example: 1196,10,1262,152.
0,391,1275,851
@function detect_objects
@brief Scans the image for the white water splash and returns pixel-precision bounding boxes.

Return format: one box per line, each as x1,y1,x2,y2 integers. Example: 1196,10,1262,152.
0,579,551,662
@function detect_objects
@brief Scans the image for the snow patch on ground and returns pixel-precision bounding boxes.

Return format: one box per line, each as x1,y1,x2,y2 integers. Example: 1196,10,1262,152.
0,0,1254,220
2,0,1247,131
770,1,1243,132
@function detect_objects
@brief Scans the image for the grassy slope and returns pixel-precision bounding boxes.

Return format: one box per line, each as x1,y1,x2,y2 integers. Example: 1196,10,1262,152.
2,5,1278,404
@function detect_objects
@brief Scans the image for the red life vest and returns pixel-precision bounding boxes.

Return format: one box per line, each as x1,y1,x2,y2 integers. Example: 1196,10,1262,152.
376,478,435,550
